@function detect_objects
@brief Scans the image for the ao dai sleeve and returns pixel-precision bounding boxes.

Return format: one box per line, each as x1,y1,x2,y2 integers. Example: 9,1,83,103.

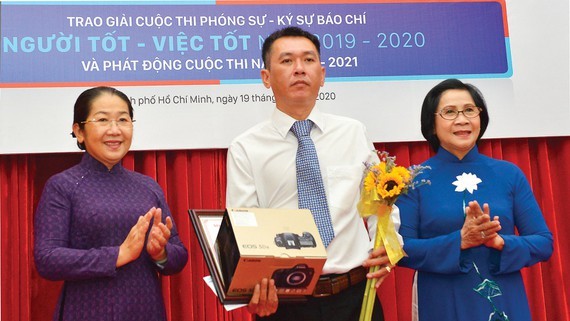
152,182,189,275
396,185,467,274
489,167,553,274
34,176,119,281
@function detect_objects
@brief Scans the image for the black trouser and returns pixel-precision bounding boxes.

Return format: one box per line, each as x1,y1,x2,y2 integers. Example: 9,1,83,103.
257,280,384,321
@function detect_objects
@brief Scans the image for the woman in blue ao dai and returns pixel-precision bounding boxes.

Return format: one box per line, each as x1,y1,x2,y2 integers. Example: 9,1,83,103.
396,79,552,321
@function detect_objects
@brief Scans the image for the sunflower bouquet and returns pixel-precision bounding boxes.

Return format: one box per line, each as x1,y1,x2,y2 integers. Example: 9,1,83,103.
357,151,430,321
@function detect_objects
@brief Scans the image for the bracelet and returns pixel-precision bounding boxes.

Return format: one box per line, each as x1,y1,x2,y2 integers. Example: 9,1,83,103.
155,257,168,269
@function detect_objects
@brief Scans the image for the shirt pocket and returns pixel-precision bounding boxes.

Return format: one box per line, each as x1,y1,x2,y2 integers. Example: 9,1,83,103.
326,165,364,213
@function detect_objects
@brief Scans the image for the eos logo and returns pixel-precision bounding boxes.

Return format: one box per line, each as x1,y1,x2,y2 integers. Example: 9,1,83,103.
242,244,257,249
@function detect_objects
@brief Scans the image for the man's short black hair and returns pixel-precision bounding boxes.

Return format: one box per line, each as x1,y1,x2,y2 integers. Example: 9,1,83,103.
261,26,321,69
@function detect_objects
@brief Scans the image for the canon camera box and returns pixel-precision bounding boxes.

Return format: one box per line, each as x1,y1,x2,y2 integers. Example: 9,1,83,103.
215,208,327,298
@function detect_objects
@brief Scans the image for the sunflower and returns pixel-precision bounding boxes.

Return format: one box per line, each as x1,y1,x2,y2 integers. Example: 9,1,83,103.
376,162,388,175
376,172,407,199
360,152,430,208
363,171,378,192
391,166,411,183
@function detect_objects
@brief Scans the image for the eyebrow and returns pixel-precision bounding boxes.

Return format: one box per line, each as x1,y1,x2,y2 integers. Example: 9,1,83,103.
91,110,129,117
442,104,476,109
277,50,318,59
93,110,129,114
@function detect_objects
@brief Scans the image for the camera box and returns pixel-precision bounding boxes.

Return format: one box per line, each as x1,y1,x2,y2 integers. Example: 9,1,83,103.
215,208,327,298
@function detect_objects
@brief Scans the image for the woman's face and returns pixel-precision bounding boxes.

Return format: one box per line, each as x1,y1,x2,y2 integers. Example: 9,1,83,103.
73,93,133,169
434,89,481,159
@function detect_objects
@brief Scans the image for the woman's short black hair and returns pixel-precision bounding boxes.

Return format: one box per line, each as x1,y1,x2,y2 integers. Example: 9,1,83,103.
71,86,133,150
420,79,490,152
261,26,321,69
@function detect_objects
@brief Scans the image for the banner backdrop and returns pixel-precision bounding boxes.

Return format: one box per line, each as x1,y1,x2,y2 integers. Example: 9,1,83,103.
0,0,568,154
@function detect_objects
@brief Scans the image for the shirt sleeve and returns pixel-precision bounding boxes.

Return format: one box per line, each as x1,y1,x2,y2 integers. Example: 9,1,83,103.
226,141,260,208
33,176,119,281
366,205,403,250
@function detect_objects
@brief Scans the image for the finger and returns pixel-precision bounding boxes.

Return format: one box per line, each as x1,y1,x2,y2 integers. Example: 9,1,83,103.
485,231,499,239
362,246,388,267
158,222,172,240
247,283,261,314
148,227,168,247
135,215,145,227
165,216,173,230
150,221,169,240
374,264,393,278
151,232,168,249
465,206,480,220
371,246,387,257
266,279,278,314
464,206,473,218
130,217,144,239
152,208,162,227
375,273,391,288
136,215,151,233
258,278,269,306
268,279,277,299
148,238,160,251
475,214,492,225
479,223,502,240
146,236,167,261
487,224,502,234
482,219,501,230
143,207,155,221
469,200,481,210
468,201,488,219
363,255,390,268
483,203,491,215
127,216,149,244
365,246,388,262
146,227,158,244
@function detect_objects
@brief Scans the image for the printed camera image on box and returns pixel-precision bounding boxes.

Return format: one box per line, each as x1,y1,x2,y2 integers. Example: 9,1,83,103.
215,208,327,298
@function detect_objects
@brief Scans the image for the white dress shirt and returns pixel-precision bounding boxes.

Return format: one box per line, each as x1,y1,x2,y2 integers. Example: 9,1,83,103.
226,106,400,274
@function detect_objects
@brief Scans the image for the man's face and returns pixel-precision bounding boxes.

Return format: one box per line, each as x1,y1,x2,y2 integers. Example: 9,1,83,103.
261,36,325,118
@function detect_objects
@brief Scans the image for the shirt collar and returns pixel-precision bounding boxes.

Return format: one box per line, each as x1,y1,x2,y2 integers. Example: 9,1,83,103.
272,106,325,139
436,145,480,163
80,152,125,174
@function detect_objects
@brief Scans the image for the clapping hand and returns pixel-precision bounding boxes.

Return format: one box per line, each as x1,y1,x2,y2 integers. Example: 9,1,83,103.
461,201,503,250
117,208,154,267
116,207,174,268
146,207,173,262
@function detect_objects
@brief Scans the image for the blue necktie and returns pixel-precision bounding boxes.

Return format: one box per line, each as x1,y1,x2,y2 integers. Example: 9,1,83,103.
291,120,335,247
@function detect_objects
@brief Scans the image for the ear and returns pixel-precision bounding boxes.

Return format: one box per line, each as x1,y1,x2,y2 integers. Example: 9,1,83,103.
261,69,271,89
320,67,326,87
72,123,85,145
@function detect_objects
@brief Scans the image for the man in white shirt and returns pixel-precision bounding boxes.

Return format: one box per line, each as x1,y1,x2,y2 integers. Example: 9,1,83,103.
226,26,395,321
